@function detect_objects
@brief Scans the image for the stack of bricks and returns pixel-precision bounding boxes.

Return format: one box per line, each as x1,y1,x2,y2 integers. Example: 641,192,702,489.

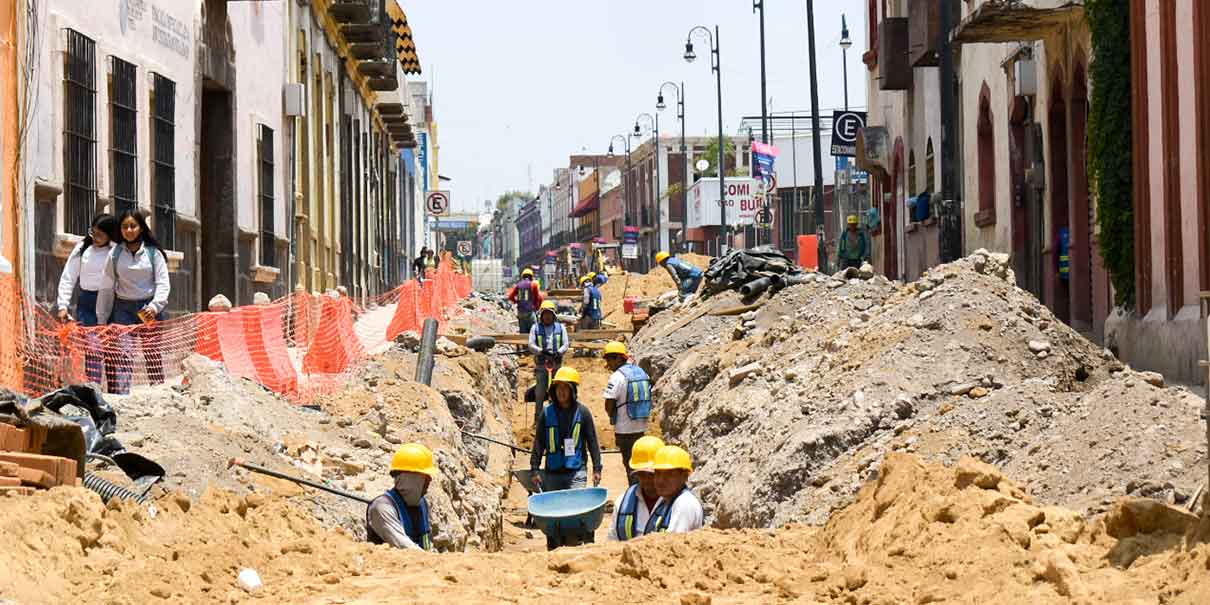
0,422,80,496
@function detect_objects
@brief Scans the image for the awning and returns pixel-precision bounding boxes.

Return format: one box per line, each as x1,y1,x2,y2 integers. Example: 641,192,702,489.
387,1,422,75
569,192,599,218
952,1,1084,45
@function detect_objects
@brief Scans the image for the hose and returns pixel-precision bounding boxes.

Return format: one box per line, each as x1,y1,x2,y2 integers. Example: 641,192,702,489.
84,472,149,504
739,276,774,297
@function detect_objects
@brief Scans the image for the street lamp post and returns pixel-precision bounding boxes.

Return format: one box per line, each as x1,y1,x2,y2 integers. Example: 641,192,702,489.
658,81,686,252
753,1,769,143
634,112,659,259
805,0,827,272
608,134,632,226
840,14,852,111
684,25,729,250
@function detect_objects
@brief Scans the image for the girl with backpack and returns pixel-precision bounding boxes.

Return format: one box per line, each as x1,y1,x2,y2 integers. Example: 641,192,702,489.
55,214,120,384
105,210,171,392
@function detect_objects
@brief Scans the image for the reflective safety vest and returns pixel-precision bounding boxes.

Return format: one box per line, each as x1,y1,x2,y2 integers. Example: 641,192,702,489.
587,286,603,320
617,363,652,420
366,490,433,550
535,324,566,354
645,487,692,534
516,279,536,313
1058,227,1070,281
543,404,585,470
616,484,645,541
666,257,702,281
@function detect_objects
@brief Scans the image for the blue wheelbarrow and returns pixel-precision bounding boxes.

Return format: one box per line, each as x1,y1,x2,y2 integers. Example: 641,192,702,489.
527,487,609,550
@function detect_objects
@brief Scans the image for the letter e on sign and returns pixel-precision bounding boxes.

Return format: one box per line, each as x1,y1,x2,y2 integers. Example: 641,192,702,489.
426,191,451,216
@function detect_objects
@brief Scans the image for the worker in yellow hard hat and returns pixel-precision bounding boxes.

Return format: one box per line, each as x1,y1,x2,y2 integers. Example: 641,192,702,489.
608,436,664,541
530,366,602,500
366,443,438,550
508,267,543,335
838,214,868,270
528,299,569,429
578,272,603,330
655,250,703,301
646,445,704,534
602,340,652,485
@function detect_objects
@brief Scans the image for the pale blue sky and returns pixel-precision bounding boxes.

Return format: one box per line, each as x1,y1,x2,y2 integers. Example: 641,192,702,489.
405,1,869,213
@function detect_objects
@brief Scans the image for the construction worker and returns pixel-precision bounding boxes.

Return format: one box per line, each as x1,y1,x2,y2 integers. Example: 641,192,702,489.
530,368,602,548
608,436,665,541
655,251,703,301
602,341,651,485
838,215,868,270
645,445,704,534
579,274,603,330
529,300,569,429
593,270,609,286
366,443,437,551
508,268,543,335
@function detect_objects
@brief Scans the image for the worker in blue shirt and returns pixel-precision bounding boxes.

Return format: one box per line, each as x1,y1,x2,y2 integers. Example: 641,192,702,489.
655,251,702,301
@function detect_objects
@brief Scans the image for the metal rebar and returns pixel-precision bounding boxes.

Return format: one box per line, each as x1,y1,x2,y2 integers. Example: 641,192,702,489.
228,458,372,504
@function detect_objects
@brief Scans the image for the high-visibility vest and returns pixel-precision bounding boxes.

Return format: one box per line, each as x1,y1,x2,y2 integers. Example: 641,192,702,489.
516,279,535,313
617,363,652,420
616,484,644,541
587,286,603,320
366,490,433,550
646,487,693,534
535,324,565,353
543,404,585,470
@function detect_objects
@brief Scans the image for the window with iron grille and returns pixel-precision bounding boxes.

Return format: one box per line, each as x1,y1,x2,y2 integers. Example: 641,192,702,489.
109,57,137,216
151,74,176,250
258,125,276,267
779,189,796,247
63,29,97,236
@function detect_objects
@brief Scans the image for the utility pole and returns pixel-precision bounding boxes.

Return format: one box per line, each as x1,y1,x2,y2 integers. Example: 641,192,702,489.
754,0,769,143
806,0,827,272
939,0,961,262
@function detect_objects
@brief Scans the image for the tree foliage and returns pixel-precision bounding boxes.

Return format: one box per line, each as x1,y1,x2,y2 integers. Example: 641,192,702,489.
495,190,533,211
1086,0,1135,308
701,136,739,177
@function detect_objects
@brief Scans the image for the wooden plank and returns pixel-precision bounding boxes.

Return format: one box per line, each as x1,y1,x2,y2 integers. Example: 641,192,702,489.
709,302,765,317
571,329,631,340
547,289,583,298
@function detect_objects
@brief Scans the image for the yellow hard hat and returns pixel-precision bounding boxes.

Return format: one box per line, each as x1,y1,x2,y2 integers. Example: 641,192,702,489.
847,215,859,225
587,272,597,280
551,366,581,385
603,341,628,358
655,251,671,264
629,436,666,472
579,275,591,286
389,443,438,477
521,268,534,278
540,300,557,312
652,445,692,472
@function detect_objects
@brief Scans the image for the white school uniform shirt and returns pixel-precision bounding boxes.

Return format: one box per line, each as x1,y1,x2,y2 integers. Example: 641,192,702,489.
607,484,657,541
57,241,116,310
652,489,705,534
603,368,650,436
109,242,171,314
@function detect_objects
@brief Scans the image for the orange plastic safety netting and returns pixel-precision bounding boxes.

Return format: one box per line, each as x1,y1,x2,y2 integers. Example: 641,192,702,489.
0,257,472,404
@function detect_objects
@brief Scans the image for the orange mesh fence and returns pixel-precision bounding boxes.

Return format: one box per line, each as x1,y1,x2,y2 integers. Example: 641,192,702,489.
0,263,472,404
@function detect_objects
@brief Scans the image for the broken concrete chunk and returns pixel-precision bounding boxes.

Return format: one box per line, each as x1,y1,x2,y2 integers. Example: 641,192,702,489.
1027,340,1051,354
728,362,764,387
1138,371,1165,388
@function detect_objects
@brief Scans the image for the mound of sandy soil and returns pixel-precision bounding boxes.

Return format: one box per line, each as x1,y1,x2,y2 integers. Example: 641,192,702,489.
598,253,713,330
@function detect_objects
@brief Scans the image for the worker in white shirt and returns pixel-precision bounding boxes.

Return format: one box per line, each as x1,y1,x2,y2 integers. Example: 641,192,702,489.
608,436,664,541
601,340,652,485
645,445,705,534
104,210,172,393
55,214,119,385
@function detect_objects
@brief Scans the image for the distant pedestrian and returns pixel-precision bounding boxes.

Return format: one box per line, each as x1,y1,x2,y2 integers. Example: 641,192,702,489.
104,210,171,394
838,215,868,270
56,213,119,384
413,247,428,283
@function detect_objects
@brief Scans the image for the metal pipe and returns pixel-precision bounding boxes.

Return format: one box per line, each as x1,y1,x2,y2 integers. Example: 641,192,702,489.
739,276,774,297
415,317,438,385
460,430,531,454
228,457,372,504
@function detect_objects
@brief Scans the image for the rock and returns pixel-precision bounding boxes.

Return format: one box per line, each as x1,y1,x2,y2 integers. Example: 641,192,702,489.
1027,340,1051,354
955,456,1004,490
938,402,955,415
892,394,915,419
728,363,764,387
919,290,935,301
842,566,868,590
352,437,374,449
252,292,272,305
207,294,232,312
436,337,467,357
1139,371,1165,388
858,263,875,280
947,382,976,396
394,331,421,348
238,568,263,593
1102,497,1198,539
968,387,989,399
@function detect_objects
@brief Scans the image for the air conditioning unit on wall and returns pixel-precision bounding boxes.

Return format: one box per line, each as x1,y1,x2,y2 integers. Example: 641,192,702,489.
283,83,306,116
1015,56,1038,97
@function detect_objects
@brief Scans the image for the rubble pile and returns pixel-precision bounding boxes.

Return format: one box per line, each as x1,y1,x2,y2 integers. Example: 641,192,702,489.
640,250,1208,527
598,252,712,330
107,343,516,551
4,453,1207,603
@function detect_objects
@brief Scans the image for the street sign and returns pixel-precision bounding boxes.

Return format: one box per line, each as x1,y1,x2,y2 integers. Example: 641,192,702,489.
456,240,472,257
761,171,777,192
756,207,773,227
830,110,867,157
425,191,450,216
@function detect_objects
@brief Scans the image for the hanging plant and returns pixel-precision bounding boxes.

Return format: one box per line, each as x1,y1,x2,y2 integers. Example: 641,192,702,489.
1086,0,1135,308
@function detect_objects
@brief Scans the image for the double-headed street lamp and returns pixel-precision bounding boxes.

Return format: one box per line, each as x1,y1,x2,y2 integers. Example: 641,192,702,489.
634,112,661,255
657,81,687,252
684,25,730,250
840,14,852,111
608,134,632,227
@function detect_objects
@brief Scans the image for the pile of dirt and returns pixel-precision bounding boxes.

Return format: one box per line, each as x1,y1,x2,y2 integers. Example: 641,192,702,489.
106,342,517,552
4,453,1207,603
638,250,1208,528
599,252,713,330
